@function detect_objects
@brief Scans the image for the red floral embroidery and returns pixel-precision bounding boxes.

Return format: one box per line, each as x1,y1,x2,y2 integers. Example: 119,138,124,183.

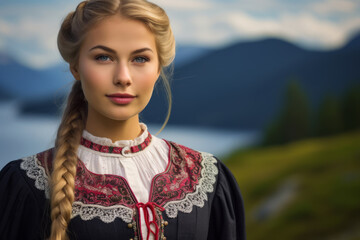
113,147,122,154
92,143,101,151
131,146,139,152
80,133,152,155
75,160,137,208
150,142,203,206
35,149,137,208
100,146,109,153
81,138,92,148
36,148,54,174
34,142,206,212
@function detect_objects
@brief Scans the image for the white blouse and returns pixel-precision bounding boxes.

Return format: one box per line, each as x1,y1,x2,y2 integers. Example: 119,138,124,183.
77,123,169,203
77,123,169,240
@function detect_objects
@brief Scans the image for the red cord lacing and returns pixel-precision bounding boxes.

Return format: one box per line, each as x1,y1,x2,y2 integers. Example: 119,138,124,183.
136,202,165,240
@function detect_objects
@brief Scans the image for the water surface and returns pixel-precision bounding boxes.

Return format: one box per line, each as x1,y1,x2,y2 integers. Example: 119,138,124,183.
0,102,258,168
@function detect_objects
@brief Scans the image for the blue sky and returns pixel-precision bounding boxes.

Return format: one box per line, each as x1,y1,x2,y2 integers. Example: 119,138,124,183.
0,0,359,69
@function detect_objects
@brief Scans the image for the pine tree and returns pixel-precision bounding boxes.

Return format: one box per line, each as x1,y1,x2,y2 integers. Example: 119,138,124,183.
316,94,343,136
342,84,360,131
263,79,311,145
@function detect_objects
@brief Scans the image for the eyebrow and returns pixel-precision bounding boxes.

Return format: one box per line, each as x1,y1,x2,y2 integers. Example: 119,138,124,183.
89,45,153,54
89,45,116,54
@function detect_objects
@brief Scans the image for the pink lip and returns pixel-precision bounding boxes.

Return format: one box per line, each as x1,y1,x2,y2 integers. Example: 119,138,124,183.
106,93,135,105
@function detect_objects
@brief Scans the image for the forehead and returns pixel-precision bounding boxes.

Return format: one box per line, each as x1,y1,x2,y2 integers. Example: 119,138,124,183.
81,15,157,52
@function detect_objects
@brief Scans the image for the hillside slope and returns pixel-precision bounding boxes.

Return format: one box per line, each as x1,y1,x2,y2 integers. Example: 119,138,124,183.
225,131,360,239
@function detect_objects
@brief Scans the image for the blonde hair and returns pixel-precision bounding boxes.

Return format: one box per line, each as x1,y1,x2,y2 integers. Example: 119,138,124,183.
51,0,175,239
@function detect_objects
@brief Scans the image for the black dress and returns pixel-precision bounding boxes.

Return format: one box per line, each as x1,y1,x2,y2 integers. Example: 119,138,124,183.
0,140,245,240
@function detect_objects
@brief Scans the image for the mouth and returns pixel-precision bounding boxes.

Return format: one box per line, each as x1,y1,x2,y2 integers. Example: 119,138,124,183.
106,93,136,105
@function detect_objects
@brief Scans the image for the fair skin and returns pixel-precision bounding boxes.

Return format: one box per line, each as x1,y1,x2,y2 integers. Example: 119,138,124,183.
71,15,160,141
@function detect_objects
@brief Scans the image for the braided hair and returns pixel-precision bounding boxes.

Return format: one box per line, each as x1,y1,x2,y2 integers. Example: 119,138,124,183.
51,0,175,239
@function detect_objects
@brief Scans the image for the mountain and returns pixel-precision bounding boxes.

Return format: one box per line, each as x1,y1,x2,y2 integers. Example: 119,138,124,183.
142,34,360,130
343,32,360,50
1,34,360,130
0,45,210,101
174,45,212,67
0,53,73,100
0,85,12,101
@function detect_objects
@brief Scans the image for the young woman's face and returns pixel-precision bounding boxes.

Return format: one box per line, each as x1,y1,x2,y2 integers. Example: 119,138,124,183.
72,15,160,122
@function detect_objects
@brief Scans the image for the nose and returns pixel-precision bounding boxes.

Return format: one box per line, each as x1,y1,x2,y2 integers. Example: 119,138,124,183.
114,62,132,86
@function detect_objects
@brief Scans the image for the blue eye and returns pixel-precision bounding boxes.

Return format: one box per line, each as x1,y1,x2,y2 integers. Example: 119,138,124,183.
133,56,149,63
95,55,111,62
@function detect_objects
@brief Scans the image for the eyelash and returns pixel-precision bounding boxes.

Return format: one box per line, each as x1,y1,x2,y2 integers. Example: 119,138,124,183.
132,56,150,63
95,54,112,62
94,55,150,64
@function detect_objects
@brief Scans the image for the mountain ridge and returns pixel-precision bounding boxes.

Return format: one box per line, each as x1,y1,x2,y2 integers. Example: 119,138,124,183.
143,34,360,129
1,33,359,130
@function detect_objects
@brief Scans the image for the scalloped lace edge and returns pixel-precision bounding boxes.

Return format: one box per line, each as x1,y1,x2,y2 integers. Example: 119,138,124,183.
72,202,134,223
164,152,219,218
20,154,50,199
20,152,219,222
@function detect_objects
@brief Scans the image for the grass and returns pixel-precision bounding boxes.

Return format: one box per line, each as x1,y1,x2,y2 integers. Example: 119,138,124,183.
224,130,360,240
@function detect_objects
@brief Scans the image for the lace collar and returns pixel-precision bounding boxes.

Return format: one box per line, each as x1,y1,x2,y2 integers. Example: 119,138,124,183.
20,142,219,223
80,123,152,155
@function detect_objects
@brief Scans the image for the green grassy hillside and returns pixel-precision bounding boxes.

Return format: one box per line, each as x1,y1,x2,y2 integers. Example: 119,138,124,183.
225,131,360,240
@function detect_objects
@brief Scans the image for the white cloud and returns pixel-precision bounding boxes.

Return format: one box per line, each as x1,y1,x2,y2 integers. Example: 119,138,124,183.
343,17,360,31
0,0,360,68
0,3,76,68
167,1,360,49
151,0,212,11
279,14,346,47
310,0,357,15
0,17,60,68
0,19,12,36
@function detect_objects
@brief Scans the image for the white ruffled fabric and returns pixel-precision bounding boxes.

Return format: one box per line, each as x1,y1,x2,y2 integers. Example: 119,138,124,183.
77,123,169,203
77,124,169,240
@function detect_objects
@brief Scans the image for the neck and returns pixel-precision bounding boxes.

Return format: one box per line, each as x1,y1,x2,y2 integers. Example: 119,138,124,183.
85,108,142,142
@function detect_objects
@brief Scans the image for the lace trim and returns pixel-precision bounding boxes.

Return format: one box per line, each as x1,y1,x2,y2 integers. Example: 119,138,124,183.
19,151,219,222
72,202,134,223
163,152,218,218
20,154,50,199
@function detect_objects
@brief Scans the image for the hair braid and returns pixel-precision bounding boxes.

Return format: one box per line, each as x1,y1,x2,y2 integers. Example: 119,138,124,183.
52,0,176,237
50,81,86,240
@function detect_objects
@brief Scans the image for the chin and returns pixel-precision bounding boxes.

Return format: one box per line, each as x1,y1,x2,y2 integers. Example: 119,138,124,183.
104,111,139,122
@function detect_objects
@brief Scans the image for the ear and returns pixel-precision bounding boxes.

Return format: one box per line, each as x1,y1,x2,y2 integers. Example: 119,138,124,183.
70,65,80,81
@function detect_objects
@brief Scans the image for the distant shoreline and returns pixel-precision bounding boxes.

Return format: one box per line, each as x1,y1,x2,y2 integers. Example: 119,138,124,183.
0,102,259,168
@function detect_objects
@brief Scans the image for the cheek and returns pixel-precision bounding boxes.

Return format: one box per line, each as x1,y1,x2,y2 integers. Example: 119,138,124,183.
136,68,159,92
80,63,111,96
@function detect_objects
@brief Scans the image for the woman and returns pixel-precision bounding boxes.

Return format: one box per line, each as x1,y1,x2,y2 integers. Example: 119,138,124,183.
0,0,245,239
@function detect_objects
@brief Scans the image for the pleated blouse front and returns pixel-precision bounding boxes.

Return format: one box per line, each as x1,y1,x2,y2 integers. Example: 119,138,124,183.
78,123,169,204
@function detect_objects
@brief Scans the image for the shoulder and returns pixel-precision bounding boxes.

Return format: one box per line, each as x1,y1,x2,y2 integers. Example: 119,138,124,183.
20,148,55,177
165,140,218,163
164,140,242,194
165,140,220,176
0,160,29,188
164,140,222,193
0,151,53,239
151,140,220,212
0,148,54,199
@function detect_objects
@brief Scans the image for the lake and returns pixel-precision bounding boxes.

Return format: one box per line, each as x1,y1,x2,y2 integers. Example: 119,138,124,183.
0,101,259,168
